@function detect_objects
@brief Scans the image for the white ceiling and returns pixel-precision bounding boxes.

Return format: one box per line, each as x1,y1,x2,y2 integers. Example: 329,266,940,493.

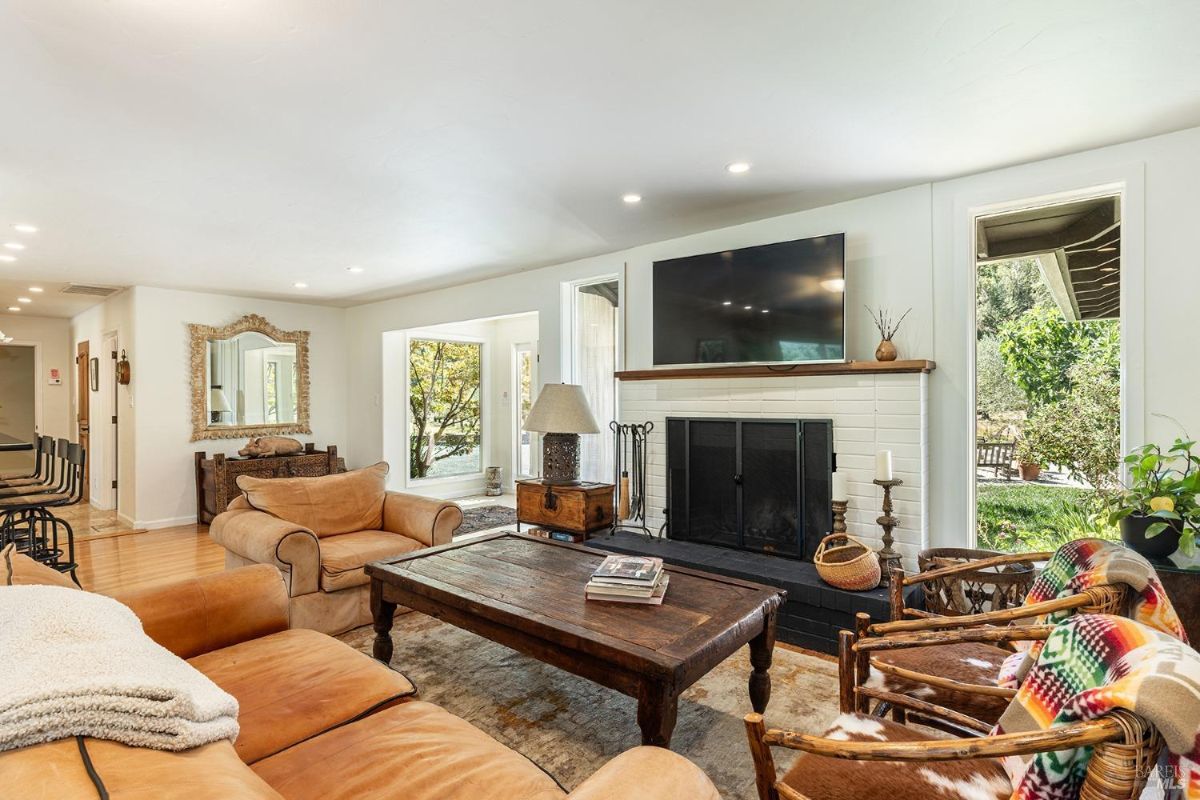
0,280,109,319
2,1,1199,316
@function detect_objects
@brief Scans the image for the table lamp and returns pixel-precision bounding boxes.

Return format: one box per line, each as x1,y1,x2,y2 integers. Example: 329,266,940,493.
523,383,601,484
210,386,232,423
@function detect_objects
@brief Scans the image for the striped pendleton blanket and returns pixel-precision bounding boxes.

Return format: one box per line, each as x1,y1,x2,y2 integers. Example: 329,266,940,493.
995,614,1200,800
999,538,1188,688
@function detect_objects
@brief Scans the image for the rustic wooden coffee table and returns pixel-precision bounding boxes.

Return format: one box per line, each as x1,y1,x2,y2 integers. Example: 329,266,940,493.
366,532,785,747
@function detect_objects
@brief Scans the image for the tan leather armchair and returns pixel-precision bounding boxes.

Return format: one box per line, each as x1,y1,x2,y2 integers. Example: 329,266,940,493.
209,463,463,635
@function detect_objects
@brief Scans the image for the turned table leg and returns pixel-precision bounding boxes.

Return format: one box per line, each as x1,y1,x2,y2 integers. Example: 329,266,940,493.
748,608,777,713
370,580,396,664
637,680,679,748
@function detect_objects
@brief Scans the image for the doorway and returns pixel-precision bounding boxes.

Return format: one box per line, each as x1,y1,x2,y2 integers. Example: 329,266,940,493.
565,276,620,483
513,342,537,480
973,192,1122,552
0,344,37,473
76,340,90,504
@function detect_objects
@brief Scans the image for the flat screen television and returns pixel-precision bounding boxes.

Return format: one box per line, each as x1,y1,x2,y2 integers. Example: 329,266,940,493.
652,233,845,366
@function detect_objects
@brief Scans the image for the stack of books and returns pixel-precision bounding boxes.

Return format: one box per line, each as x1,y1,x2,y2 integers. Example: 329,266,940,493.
585,555,669,605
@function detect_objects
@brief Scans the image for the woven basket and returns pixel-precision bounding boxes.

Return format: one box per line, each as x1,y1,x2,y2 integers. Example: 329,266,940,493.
814,534,881,591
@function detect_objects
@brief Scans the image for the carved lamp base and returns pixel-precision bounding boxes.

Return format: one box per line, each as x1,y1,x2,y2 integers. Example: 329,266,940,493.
541,432,582,485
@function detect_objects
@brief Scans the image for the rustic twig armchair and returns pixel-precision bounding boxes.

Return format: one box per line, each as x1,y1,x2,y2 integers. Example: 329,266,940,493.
841,552,1130,734
744,707,1161,800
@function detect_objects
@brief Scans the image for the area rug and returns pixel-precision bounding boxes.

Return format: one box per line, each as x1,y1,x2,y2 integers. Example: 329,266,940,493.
340,613,840,799
457,504,518,535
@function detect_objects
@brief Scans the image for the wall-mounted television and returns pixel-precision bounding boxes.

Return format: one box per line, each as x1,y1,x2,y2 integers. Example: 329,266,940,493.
652,233,845,366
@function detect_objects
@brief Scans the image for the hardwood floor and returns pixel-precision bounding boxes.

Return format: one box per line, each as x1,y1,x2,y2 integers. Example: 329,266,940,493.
52,503,145,541
74,524,225,595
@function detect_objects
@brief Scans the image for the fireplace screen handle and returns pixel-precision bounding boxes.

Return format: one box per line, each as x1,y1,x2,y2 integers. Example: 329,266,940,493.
733,473,743,486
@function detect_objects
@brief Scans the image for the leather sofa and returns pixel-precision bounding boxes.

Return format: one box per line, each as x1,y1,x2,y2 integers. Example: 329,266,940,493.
0,553,722,799
208,462,463,634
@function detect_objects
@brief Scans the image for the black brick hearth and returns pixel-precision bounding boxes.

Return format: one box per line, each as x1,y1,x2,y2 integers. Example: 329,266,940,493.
590,531,921,655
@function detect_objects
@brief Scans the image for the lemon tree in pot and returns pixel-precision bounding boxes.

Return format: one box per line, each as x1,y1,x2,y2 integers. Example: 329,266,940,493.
1105,439,1200,558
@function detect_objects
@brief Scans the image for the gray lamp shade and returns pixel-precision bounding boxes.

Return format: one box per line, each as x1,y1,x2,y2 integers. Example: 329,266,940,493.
523,383,600,434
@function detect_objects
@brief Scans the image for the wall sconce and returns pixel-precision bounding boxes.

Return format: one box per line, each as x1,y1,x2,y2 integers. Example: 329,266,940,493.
116,350,131,385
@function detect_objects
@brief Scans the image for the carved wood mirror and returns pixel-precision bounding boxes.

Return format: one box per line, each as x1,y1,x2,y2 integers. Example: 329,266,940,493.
189,314,312,441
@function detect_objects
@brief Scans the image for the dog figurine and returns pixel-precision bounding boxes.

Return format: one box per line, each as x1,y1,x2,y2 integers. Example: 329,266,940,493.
238,436,305,458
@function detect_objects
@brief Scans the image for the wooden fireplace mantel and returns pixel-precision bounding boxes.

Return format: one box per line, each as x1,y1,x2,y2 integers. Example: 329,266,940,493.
614,359,935,381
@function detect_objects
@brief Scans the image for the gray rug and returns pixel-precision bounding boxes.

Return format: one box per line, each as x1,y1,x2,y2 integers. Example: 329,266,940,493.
339,613,840,799
458,504,518,535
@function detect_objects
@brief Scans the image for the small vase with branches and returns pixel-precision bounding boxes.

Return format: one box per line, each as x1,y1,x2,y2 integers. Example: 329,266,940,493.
865,305,912,362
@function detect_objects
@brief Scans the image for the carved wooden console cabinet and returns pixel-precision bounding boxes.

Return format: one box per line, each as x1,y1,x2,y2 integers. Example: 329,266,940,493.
194,445,346,524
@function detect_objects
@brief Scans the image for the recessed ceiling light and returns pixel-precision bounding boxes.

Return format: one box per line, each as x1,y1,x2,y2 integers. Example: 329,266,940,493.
293,282,308,289
17,297,32,304
0,255,15,263
743,305,753,310
725,162,751,174
1101,267,1118,272
13,224,37,234
820,278,846,293
622,193,642,204
346,266,365,274
4,242,26,250
761,309,770,314
7,307,19,312
721,300,732,306
28,286,43,293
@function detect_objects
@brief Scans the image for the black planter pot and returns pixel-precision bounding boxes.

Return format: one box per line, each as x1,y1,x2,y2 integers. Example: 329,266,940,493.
1120,513,1183,559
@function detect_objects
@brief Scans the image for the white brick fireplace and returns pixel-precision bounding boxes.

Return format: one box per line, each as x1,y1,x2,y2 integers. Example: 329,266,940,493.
617,371,930,567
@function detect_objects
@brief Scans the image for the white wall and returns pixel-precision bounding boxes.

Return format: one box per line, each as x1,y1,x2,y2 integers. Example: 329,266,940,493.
73,287,348,528
1,315,73,472
59,123,1200,545
346,125,1200,548
929,124,1200,545
71,291,135,517
347,186,932,458
487,314,539,490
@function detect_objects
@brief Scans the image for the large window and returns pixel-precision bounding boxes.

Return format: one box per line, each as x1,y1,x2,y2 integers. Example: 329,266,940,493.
973,194,1122,552
408,338,483,480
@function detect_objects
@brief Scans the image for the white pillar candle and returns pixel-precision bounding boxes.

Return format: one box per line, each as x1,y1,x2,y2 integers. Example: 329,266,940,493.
831,471,849,502
875,450,893,482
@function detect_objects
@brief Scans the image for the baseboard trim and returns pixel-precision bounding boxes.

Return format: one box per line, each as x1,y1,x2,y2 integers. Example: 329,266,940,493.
133,515,199,531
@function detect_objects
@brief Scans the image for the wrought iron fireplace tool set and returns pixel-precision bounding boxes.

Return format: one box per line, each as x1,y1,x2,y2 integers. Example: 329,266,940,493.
609,421,654,540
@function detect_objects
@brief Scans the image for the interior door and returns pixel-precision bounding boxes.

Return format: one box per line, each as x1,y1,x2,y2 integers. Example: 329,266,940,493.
76,340,90,503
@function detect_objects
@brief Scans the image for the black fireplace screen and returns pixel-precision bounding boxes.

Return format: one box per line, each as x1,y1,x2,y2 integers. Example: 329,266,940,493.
666,418,832,560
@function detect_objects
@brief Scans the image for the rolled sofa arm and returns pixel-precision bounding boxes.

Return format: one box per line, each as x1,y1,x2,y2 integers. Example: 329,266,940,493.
114,565,289,659
209,499,320,597
567,747,721,800
382,492,463,548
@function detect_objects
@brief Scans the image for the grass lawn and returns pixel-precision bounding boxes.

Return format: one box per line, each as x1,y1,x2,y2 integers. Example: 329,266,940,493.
976,482,1115,551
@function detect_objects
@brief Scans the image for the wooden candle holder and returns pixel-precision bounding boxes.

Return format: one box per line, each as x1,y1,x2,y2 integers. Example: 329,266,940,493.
873,478,904,585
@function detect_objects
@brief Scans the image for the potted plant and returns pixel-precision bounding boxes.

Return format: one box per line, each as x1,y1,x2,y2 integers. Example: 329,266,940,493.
1014,428,1046,482
1014,438,1041,481
1105,439,1200,558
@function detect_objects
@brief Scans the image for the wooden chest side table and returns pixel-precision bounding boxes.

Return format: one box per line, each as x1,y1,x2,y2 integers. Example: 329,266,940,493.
194,445,346,524
515,479,614,536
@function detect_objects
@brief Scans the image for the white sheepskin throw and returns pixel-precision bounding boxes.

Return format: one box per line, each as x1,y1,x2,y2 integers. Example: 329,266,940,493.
0,585,238,752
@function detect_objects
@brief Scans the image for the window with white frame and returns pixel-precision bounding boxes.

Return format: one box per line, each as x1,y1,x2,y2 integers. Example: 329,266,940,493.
408,338,483,480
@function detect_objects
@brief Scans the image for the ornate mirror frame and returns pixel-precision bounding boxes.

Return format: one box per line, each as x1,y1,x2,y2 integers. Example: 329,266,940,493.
189,313,312,441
